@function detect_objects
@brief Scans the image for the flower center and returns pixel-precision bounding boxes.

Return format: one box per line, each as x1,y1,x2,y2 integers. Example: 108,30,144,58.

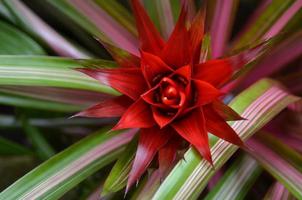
162,85,179,105
158,77,186,108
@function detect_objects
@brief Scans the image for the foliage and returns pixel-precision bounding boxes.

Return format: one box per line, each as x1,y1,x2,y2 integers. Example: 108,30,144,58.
0,0,301,199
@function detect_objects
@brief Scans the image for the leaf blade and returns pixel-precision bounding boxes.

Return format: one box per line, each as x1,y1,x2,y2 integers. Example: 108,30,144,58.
152,78,300,200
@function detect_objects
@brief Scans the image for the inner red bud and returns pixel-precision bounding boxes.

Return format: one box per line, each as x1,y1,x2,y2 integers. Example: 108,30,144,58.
156,77,186,109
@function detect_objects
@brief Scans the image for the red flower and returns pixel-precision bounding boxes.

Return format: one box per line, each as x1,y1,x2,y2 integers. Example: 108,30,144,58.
76,0,244,190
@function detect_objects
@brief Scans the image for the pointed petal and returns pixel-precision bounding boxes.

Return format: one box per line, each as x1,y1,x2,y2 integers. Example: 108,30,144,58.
161,6,190,68
74,95,132,118
141,86,168,109
77,68,147,100
193,59,233,87
204,106,244,146
99,39,140,68
127,127,173,190
131,0,164,54
212,100,244,121
173,65,191,80
189,8,205,63
152,107,178,128
172,109,213,164
158,136,181,177
141,51,173,87
193,79,221,106
113,98,155,130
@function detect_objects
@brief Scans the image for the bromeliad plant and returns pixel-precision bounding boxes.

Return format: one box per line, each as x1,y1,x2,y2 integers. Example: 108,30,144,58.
75,1,247,190
0,0,301,200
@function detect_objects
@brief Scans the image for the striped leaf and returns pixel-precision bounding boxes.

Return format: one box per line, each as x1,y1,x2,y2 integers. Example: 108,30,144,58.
0,128,137,200
152,78,300,200
0,20,45,55
94,0,137,36
47,0,139,56
103,136,138,196
233,0,296,50
2,0,90,58
204,155,261,200
0,90,82,112
247,138,302,199
264,182,293,200
0,56,118,95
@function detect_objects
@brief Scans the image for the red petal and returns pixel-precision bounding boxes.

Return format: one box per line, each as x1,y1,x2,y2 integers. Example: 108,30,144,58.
173,64,191,80
141,86,168,109
193,79,221,106
193,59,233,87
126,127,173,191
152,107,179,128
131,0,164,54
74,95,132,118
77,68,147,100
212,100,244,121
158,136,180,177
113,98,155,130
141,51,173,87
161,6,190,68
95,38,140,68
189,9,205,63
172,109,213,164
204,106,244,146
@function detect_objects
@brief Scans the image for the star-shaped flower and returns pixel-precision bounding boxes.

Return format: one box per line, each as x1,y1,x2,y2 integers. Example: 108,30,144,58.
76,0,245,190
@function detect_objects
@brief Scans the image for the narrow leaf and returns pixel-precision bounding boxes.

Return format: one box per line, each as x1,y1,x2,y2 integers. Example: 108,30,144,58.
210,0,239,58
21,116,56,160
0,56,118,95
0,20,45,55
233,0,295,50
204,155,262,200
247,138,302,199
0,128,136,200
152,78,300,199
2,0,90,58
103,136,138,196
0,136,32,156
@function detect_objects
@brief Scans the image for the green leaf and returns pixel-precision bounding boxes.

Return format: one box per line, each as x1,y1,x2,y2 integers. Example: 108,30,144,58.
247,138,302,199
0,128,136,200
0,20,45,55
0,56,118,95
0,91,82,112
21,116,56,160
263,182,292,200
152,0,175,39
152,78,300,200
256,132,302,172
2,0,91,58
103,136,137,196
204,155,262,200
94,0,137,36
0,136,32,156
131,169,161,200
233,0,295,50
47,0,139,56
0,114,105,129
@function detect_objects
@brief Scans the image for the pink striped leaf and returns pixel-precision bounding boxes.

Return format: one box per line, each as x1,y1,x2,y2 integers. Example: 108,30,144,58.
247,138,302,199
209,0,239,58
152,78,300,199
0,127,137,200
263,182,293,200
233,0,297,50
47,0,139,56
204,155,262,200
3,0,90,58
